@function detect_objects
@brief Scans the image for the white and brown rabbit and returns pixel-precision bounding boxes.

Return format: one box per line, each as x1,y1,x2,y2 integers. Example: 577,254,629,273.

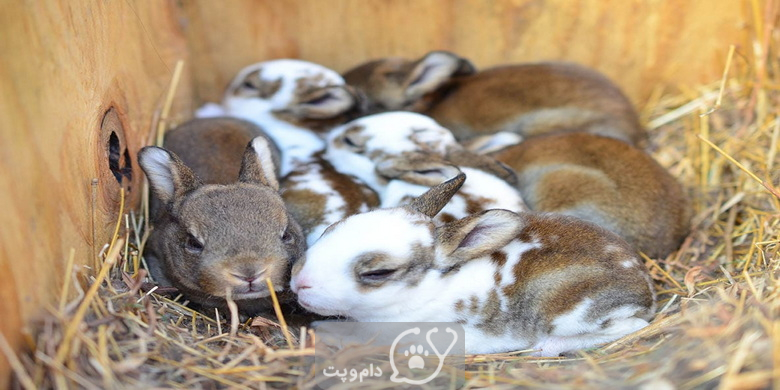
139,118,305,315
325,111,527,224
489,131,691,258
199,59,378,245
342,51,645,145
291,174,656,356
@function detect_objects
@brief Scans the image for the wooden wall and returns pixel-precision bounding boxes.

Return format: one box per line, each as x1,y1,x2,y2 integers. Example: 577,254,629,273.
0,1,192,386
181,0,751,106
0,0,757,386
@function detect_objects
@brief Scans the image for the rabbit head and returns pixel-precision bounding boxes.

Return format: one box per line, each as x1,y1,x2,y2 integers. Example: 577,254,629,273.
343,51,476,113
140,137,305,314
290,173,471,318
325,111,460,191
223,59,364,132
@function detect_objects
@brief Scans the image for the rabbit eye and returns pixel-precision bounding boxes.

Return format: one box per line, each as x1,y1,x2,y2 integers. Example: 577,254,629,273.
342,135,365,153
359,269,396,282
242,80,256,89
184,234,204,254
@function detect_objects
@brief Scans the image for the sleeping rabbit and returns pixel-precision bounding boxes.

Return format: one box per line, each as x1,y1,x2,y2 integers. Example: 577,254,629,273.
291,174,656,356
489,131,691,258
342,51,645,145
325,111,527,223
199,59,378,245
139,118,305,315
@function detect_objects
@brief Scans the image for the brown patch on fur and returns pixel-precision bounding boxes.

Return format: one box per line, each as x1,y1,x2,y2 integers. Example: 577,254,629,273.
345,55,645,145
477,289,504,335
315,153,380,213
454,299,465,313
281,186,326,237
491,251,507,284
469,295,480,314
499,213,655,326
492,132,690,258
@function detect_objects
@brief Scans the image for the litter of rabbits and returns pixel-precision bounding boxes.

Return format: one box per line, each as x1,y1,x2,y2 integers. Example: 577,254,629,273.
5,31,780,390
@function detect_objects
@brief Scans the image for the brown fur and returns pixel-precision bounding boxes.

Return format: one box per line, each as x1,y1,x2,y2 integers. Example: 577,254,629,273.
281,153,380,238
491,132,691,258
140,119,305,316
434,209,656,338
162,117,280,185
343,52,646,145
406,172,466,218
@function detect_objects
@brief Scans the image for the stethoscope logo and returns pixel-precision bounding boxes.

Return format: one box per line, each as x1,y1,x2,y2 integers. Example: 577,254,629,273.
388,326,459,385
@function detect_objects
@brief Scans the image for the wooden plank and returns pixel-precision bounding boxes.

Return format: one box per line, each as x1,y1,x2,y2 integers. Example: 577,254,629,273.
0,1,191,387
181,0,751,108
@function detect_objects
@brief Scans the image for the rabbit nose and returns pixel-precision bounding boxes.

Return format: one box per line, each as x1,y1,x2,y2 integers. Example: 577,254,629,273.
230,267,266,284
292,276,311,293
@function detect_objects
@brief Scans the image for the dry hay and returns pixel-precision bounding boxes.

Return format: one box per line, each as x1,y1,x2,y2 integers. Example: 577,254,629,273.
5,14,780,390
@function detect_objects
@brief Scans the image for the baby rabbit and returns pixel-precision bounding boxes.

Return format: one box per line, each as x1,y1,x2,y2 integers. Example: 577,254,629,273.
139,118,305,315
325,112,527,223
343,51,645,145
199,59,378,245
490,132,691,258
291,174,656,356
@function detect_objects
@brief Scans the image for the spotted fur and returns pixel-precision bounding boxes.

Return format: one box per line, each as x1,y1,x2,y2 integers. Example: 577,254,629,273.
291,175,656,356
197,59,376,245
325,111,528,223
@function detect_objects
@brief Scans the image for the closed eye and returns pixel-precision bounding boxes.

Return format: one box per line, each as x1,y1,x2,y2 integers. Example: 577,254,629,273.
359,269,396,282
342,135,365,153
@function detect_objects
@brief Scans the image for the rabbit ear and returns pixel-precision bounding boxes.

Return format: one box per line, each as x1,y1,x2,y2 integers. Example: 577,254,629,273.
404,51,476,100
238,137,279,190
138,146,201,204
405,172,466,218
461,132,524,154
435,209,523,266
376,153,462,187
287,85,360,119
444,147,519,187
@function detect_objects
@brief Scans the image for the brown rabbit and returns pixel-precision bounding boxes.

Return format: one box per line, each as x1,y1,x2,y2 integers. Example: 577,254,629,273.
489,132,690,258
139,118,305,315
343,51,645,145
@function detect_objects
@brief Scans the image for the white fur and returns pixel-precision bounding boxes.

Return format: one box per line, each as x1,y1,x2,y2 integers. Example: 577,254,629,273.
195,102,227,118
327,112,458,170
281,162,375,246
139,148,175,201
225,98,325,175
326,112,528,217
226,59,344,111
291,203,653,355
249,137,280,189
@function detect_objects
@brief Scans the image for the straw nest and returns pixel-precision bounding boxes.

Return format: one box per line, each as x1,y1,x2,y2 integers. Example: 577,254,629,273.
5,25,780,390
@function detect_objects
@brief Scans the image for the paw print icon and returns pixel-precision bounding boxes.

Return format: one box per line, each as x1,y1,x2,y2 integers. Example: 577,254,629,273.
389,327,458,385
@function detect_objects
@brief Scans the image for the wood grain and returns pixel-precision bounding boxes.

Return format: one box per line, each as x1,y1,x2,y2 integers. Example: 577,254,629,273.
0,1,191,386
180,0,751,108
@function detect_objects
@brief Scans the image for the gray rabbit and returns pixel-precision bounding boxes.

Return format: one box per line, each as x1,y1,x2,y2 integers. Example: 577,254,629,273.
139,117,305,315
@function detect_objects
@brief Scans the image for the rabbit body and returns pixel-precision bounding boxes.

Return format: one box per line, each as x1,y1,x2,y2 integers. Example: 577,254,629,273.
291,175,656,355
343,51,645,145
491,132,690,258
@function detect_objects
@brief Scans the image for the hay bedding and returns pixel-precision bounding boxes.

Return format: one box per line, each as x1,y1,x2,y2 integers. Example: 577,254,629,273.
6,38,780,390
